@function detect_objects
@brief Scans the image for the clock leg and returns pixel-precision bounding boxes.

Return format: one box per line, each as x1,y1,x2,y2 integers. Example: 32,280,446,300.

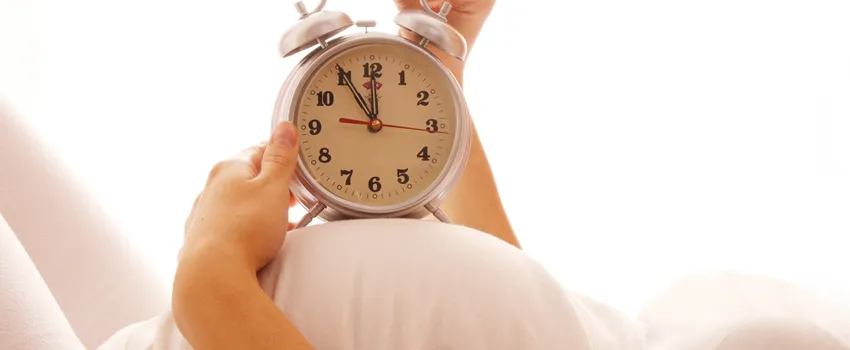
294,203,326,229
425,203,452,223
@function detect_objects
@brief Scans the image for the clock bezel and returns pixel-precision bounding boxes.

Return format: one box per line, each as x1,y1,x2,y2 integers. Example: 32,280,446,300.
271,32,472,222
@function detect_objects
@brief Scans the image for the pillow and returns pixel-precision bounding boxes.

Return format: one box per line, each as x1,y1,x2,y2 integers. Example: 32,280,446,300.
98,218,644,349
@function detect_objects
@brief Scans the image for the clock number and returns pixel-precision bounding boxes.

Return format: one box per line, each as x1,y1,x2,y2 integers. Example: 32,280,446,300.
397,168,409,184
340,169,353,185
316,91,334,106
362,62,383,78
308,119,322,135
318,148,332,163
337,69,351,86
398,71,406,85
417,91,429,106
425,119,439,133
368,176,382,192
417,146,430,161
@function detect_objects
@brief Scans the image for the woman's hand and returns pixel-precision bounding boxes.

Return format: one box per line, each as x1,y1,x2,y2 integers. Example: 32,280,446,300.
174,121,313,350
393,0,496,82
181,121,299,271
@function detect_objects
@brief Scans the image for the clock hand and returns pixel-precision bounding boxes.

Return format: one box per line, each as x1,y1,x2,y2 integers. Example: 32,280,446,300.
335,64,373,120
369,73,378,117
338,117,449,134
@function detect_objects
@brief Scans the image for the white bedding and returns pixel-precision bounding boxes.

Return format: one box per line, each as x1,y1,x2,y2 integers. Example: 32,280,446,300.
95,219,850,350
97,219,645,350
4,210,850,349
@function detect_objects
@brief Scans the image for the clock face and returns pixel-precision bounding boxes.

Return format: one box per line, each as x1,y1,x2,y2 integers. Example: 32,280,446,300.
294,42,460,208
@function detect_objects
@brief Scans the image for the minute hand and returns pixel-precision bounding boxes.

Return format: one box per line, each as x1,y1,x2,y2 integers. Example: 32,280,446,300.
335,64,373,120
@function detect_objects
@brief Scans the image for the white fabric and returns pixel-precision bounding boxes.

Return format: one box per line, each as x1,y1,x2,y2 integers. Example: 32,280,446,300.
98,218,645,350
2,187,849,350
0,100,171,348
638,271,850,350
0,213,85,350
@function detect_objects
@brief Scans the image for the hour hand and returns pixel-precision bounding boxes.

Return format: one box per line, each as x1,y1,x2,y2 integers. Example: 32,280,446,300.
369,73,378,117
335,64,373,120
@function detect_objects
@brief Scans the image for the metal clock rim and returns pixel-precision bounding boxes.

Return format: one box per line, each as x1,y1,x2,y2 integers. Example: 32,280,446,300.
272,32,472,221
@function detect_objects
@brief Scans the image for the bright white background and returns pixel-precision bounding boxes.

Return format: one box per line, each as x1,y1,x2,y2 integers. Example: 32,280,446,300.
3,0,849,316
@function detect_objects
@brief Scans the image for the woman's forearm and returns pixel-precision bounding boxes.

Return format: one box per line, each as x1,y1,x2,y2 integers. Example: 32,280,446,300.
441,123,520,248
172,242,313,350
414,39,520,248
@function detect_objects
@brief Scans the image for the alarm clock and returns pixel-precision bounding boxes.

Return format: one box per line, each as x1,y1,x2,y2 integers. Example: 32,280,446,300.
271,0,472,228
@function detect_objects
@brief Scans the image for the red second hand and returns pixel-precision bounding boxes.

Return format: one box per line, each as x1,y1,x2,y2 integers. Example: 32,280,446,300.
338,117,449,134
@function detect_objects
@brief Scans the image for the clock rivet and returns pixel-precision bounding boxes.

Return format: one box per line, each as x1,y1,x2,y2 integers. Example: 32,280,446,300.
369,119,383,132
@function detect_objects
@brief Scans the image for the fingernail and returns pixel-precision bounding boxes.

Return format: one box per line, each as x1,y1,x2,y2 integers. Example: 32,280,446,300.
272,122,297,147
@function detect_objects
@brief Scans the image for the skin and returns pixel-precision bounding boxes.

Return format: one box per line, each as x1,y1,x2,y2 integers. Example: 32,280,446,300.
172,0,517,349
395,0,518,248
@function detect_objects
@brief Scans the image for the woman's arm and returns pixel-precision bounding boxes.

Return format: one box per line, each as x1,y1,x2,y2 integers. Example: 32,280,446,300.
398,0,521,248
440,129,520,248
173,125,313,349
174,242,312,350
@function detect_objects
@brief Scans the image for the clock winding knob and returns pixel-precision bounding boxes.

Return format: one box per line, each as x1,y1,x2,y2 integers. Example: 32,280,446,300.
356,20,377,33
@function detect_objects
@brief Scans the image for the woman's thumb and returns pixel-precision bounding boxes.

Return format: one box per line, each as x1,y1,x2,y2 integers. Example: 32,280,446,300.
259,121,300,183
